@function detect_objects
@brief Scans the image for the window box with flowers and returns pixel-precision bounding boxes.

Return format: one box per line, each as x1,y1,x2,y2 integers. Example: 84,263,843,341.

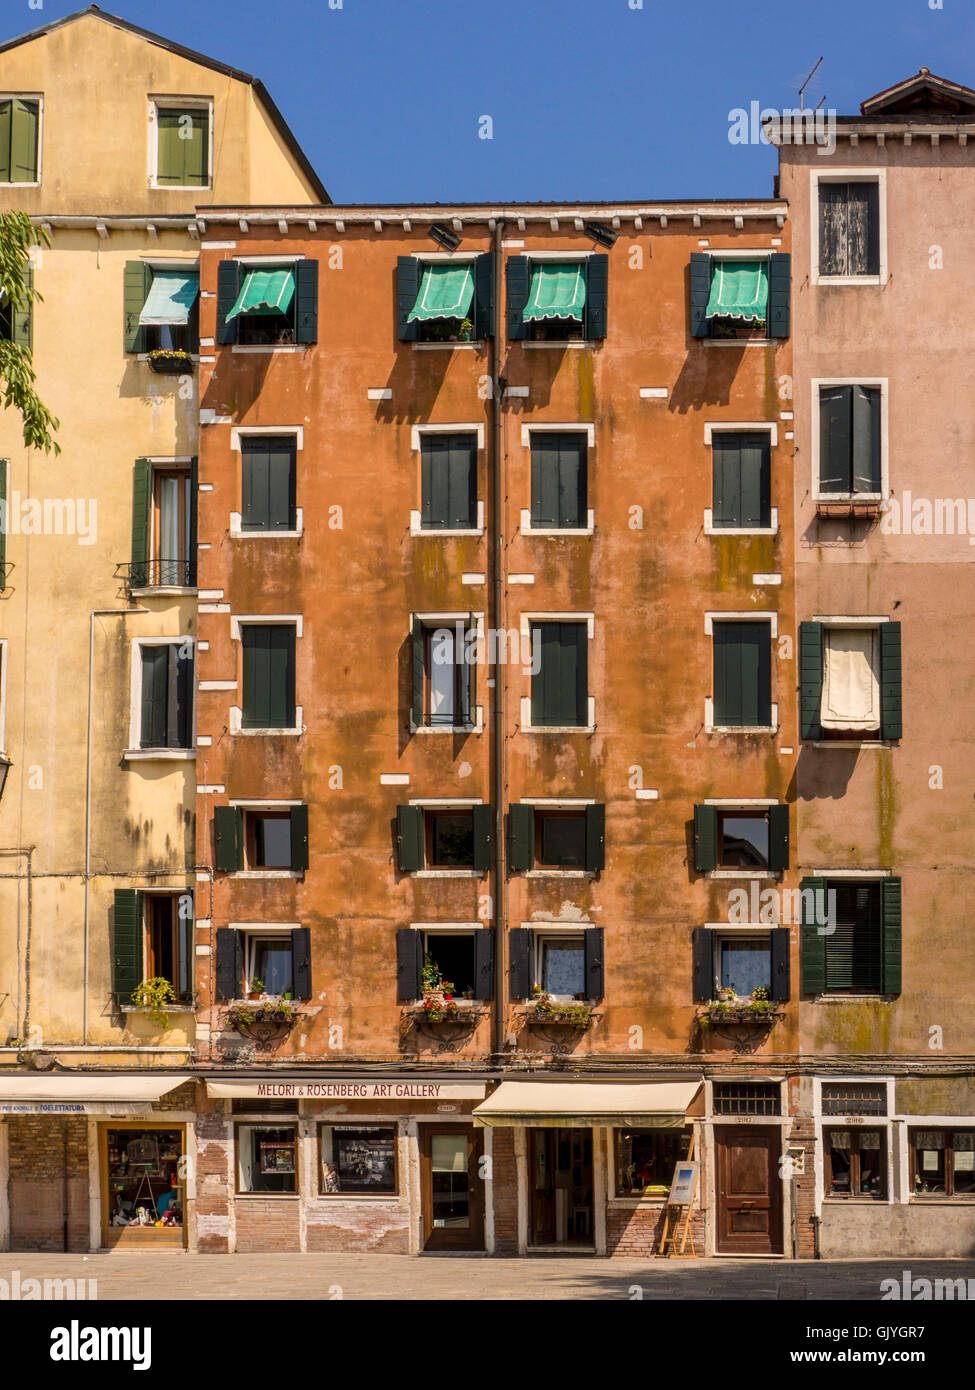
146,348,195,375
697,986,784,1027
400,956,487,1048
227,995,300,1052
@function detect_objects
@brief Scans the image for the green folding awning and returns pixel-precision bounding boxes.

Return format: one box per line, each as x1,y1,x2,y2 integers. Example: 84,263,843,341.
406,263,474,322
139,270,200,326
226,267,295,320
705,260,768,322
523,262,586,322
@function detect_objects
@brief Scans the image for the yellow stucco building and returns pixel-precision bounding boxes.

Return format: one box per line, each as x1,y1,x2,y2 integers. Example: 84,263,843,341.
0,5,324,1248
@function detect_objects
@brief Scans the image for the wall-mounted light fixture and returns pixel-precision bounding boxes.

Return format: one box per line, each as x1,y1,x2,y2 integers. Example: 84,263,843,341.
584,221,618,249
429,222,462,252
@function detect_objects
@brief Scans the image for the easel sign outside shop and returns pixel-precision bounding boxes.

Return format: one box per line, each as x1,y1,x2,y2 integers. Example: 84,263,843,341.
657,1155,700,1258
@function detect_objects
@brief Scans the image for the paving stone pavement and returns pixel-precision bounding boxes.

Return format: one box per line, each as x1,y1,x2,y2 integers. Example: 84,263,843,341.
1,1253,973,1300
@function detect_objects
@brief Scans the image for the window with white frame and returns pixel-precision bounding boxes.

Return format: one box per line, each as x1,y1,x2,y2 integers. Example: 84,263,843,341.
816,382,884,498
232,618,301,733
130,639,195,751
709,616,774,730
815,175,882,281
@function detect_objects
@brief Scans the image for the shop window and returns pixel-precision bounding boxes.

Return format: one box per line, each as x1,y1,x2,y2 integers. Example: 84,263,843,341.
237,1124,297,1193
320,1126,397,1194
824,1128,887,1199
910,1129,975,1198
615,1128,691,1196
106,1128,184,1232
712,1082,781,1116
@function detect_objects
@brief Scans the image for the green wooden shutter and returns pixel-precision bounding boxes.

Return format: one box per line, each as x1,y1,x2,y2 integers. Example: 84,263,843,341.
291,927,312,999
177,889,194,999
508,804,534,872
155,110,182,184
819,385,852,493
396,928,422,1001
11,265,32,351
410,616,424,727
766,253,790,339
464,614,476,725
880,621,902,740
475,929,495,1000
585,804,606,872
713,621,770,727
241,438,268,531
799,621,824,741
852,385,881,493
173,645,193,749
531,436,560,527
881,877,902,996
800,877,828,996
396,804,423,872
584,254,608,340
139,645,167,748
215,927,242,1000
187,456,198,586
693,804,718,872
113,889,144,1004
0,101,10,183
473,252,494,340
11,99,38,183
242,626,295,729
770,927,791,1003
691,927,715,1001
505,256,530,340
584,926,605,999
295,259,318,343
214,805,243,872
713,432,769,528
290,805,309,872
689,253,712,338
508,928,533,998
532,623,587,727
130,458,151,587
182,111,208,187
472,803,493,873
124,261,151,354
397,257,421,341
0,460,7,581
767,803,790,872
216,260,241,345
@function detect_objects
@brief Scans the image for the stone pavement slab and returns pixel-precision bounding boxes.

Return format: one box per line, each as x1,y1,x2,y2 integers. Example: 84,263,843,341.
1,1253,973,1301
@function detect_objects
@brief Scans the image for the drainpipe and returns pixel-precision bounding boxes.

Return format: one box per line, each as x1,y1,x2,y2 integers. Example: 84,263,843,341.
491,218,507,1058
84,609,148,1045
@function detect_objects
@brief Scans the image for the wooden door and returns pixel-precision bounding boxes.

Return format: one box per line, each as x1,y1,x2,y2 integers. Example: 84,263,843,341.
419,1125,484,1251
715,1126,782,1255
530,1129,556,1245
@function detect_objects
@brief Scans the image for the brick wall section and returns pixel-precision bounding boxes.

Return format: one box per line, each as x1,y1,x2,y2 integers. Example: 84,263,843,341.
235,1198,301,1252
606,1203,706,1258
7,1117,90,1252
195,1107,232,1253
491,1128,518,1256
306,1203,409,1254
788,1116,818,1259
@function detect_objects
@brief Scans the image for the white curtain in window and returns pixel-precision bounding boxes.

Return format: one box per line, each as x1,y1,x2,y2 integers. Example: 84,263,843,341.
429,630,456,723
238,1126,255,1191
821,627,879,729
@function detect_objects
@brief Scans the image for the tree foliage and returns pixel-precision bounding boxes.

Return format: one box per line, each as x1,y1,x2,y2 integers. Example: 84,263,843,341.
0,211,60,454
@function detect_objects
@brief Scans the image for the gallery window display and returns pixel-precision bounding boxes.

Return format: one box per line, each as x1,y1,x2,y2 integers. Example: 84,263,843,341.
320,1126,397,1195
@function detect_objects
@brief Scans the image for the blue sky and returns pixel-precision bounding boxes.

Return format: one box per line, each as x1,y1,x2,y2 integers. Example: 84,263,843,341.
7,0,975,202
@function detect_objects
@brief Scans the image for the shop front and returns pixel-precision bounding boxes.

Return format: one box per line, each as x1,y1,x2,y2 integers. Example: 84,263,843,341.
199,1076,490,1255
0,1074,192,1253
472,1080,704,1257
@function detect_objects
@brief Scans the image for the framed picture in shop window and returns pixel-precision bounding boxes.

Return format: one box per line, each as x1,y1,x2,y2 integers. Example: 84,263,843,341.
260,1140,296,1174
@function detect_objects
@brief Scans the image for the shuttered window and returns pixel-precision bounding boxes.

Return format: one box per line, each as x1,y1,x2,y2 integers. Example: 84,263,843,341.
530,621,589,727
139,643,194,749
241,436,297,532
712,432,771,528
241,625,296,729
0,99,39,183
823,884,890,995
819,385,881,494
155,107,209,188
420,434,477,530
530,432,587,529
819,182,880,277
712,621,772,728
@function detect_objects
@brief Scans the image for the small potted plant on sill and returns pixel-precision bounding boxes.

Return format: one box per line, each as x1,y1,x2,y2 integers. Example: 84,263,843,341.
528,985,593,1029
247,977,265,1002
146,347,194,375
131,977,178,1029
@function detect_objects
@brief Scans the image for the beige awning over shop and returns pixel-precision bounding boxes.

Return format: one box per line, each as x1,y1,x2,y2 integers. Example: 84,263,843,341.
0,1074,189,1116
473,1081,702,1129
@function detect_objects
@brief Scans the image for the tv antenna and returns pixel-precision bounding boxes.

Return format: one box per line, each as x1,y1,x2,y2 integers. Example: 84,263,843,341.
798,57,824,112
